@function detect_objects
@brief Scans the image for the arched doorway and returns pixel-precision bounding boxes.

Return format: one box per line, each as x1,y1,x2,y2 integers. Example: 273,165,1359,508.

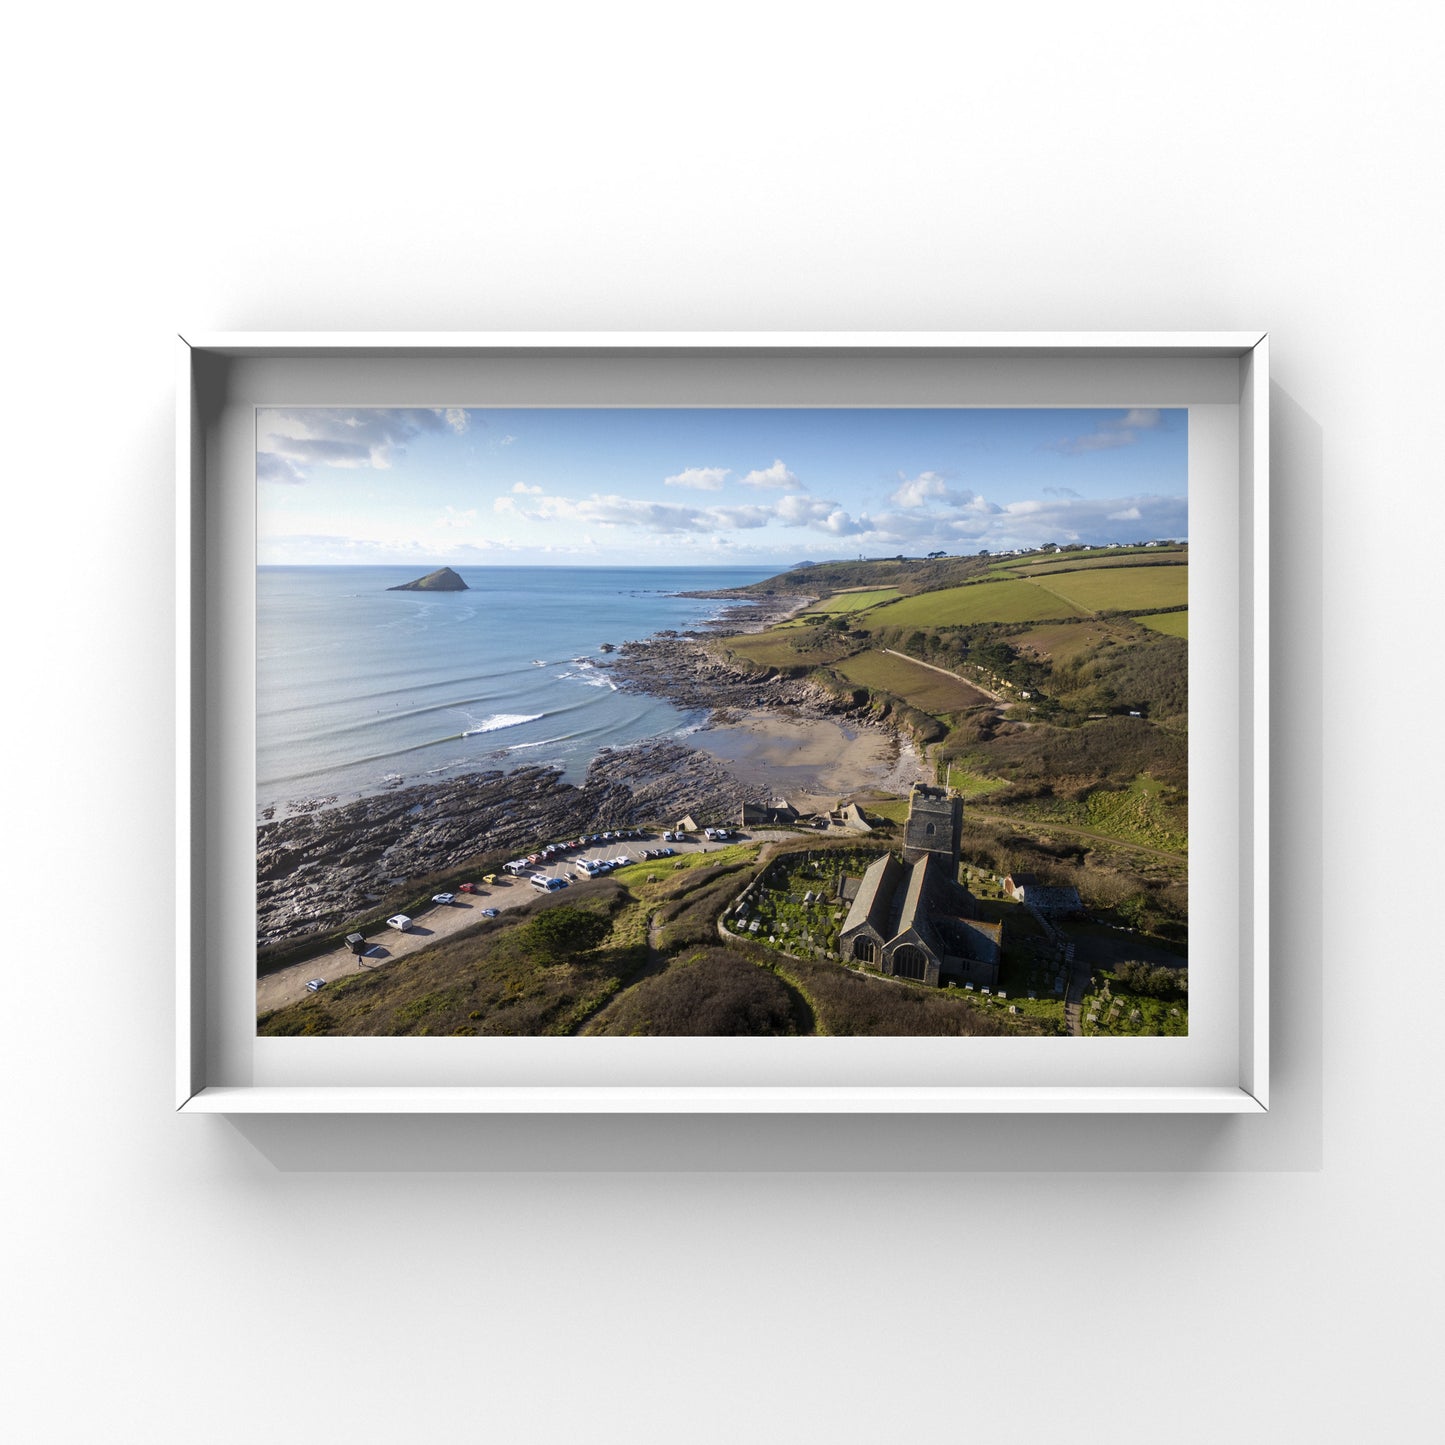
852,936,878,964
891,945,928,981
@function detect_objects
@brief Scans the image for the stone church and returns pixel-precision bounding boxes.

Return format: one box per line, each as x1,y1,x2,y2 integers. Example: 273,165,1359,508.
837,784,1001,989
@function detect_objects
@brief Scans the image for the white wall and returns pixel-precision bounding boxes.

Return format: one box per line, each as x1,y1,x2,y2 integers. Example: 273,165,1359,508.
4,3,1441,1441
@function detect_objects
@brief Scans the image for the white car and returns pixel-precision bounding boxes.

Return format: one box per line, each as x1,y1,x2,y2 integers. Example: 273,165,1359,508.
431,892,455,905
305,979,325,992
386,914,412,931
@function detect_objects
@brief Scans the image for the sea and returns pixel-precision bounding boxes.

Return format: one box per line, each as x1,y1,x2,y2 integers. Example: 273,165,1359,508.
256,565,778,817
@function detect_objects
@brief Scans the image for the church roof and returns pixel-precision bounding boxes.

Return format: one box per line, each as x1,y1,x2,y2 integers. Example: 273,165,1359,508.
840,853,901,937
893,853,946,958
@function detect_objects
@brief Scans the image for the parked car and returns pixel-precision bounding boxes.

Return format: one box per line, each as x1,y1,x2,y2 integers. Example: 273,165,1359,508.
481,907,499,917
345,932,367,954
386,914,412,931
457,882,478,894
432,892,456,905
305,979,325,992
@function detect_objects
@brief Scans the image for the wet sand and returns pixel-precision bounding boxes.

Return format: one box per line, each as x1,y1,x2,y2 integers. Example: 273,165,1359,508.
690,709,927,813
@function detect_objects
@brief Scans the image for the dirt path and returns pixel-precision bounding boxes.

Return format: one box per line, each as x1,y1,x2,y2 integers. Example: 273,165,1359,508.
877,648,1006,704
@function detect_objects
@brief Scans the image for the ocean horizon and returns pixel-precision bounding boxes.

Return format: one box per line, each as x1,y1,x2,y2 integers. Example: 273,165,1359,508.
256,564,778,816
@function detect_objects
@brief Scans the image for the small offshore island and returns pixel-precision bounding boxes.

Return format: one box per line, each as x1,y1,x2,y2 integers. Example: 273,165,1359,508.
259,545,1191,1039
386,565,469,591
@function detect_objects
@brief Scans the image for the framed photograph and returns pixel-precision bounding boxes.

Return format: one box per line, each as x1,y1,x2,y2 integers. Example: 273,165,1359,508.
177,332,1267,1113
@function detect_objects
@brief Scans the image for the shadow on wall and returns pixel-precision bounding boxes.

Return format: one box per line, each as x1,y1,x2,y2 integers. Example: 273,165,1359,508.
221,380,1323,1177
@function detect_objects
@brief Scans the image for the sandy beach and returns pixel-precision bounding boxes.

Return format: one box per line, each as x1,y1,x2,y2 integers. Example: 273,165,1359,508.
691,709,927,813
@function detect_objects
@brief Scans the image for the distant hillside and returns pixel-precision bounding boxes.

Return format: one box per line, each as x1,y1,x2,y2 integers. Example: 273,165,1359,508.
387,566,468,592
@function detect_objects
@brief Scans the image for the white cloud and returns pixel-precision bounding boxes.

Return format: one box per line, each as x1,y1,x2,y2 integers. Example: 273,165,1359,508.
511,481,543,494
1050,408,1166,455
499,434,518,446
740,459,800,489
257,451,306,485
664,466,731,491
258,407,456,477
774,493,868,535
438,506,477,528
890,471,978,509
443,408,469,434
1108,506,1142,521
508,492,772,535
493,496,520,516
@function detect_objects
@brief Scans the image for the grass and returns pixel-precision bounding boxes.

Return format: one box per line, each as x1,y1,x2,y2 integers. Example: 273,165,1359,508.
1138,609,1189,638
583,947,803,1036
256,884,647,1037
1080,987,1188,1036
1010,620,1114,666
945,763,1009,797
1030,564,1189,614
865,579,1088,627
863,797,910,824
802,587,901,614
835,649,991,714
708,629,857,670
1011,775,1188,853
1008,549,1187,577
608,843,758,889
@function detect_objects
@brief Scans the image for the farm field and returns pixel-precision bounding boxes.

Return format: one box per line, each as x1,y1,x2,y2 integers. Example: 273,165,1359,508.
1031,564,1188,614
866,578,1087,628
803,587,901,614
835,649,991,715
709,630,817,668
987,546,1177,577
1138,610,1189,638
1011,554,1187,579
1010,620,1114,664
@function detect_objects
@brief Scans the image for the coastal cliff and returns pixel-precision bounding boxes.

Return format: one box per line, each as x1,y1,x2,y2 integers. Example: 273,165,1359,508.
387,566,468,592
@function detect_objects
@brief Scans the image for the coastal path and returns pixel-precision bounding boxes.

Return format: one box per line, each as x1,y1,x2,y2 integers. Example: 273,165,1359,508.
257,831,774,1016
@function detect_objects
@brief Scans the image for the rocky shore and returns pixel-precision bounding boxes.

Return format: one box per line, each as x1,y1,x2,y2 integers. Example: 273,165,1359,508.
257,739,774,952
602,631,862,723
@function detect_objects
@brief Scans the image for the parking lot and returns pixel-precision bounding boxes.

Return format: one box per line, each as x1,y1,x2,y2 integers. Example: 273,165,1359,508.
256,828,762,1016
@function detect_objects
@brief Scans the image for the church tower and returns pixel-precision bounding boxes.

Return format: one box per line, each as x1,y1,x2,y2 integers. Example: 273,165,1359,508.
901,783,963,868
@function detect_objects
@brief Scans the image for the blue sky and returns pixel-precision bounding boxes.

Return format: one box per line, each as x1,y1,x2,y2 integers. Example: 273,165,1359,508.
256,407,1187,567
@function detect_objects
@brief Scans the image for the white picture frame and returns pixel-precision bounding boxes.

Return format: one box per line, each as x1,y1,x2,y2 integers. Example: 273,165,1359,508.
177,331,1268,1114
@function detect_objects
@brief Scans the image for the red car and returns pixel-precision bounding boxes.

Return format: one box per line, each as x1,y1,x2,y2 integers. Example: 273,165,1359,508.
458,882,478,894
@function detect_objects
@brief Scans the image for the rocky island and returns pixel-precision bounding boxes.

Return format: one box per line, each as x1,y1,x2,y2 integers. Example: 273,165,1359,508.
387,566,469,592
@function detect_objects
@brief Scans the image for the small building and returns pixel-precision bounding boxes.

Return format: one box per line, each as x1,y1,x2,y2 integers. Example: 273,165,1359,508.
675,814,699,834
741,800,800,827
1017,883,1084,917
1003,872,1038,901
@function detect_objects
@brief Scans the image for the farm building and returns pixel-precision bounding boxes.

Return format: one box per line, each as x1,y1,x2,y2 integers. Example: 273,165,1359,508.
836,785,1001,989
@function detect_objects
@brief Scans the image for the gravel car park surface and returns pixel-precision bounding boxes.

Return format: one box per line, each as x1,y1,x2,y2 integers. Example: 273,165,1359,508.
256,831,766,1017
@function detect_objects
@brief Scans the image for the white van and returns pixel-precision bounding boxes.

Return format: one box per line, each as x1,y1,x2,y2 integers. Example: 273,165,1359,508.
530,874,565,892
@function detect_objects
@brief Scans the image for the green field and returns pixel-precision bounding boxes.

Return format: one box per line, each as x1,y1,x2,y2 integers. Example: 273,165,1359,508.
1031,564,1188,614
944,763,1009,796
835,650,990,714
1008,550,1186,577
865,578,1087,627
709,630,821,669
1138,610,1189,638
803,587,901,614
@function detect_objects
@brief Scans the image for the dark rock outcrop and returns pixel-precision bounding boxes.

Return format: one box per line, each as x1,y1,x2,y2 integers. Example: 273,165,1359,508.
387,566,468,592
256,741,771,953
